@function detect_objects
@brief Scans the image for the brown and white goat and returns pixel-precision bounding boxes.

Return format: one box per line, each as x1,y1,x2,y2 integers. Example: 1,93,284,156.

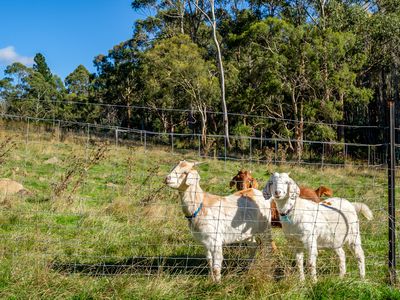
165,161,272,282
230,170,333,227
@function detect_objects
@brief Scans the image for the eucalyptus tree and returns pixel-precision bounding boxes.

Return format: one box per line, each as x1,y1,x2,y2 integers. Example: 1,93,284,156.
2,52,66,119
131,0,232,146
63,65,100,122
357,1,400,135
142,34,219,146
0,78,13,112
94,38,142,127
232,16,371,158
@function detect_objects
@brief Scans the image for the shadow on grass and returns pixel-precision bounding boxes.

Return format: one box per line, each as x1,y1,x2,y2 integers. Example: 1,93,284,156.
52,255,256,277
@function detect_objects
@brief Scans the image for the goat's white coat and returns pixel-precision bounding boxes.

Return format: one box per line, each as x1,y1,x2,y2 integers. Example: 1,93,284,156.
165,161,272,282
263,172,373,281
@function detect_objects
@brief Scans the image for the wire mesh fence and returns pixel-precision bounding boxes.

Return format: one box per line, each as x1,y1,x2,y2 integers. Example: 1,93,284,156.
0,113,395,284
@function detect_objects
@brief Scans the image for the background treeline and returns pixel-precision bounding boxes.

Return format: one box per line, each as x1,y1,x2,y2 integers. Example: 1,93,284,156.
0,0,399,155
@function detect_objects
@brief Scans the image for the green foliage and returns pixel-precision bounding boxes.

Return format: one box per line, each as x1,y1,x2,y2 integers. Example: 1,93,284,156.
33,53,53,83
1,0,399,156
65,65,91,97
142,34,219,135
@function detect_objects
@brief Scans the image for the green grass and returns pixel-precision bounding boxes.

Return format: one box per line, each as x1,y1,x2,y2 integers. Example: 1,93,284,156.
0,129,398,299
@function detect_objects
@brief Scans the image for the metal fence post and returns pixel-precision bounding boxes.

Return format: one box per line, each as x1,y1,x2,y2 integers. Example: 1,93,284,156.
171,132,174,154
224,136,227,163
249,137,252,161
198,135,201,157
58,120,61,141
368,145,370,167
26,118,30,144
144,131,147,151
388,99,396,284
87,124,90,145
115,128,119,147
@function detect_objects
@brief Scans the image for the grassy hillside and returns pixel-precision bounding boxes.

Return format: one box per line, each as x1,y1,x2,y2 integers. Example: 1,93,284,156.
0,129,398,299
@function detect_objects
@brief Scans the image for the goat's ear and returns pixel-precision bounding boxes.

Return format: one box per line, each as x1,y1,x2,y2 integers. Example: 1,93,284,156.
288,178,300,199
186,171,200,185
320,186,333,197
315,187,321,197
262,179,272,200
229,177,237,188
193,161,203,166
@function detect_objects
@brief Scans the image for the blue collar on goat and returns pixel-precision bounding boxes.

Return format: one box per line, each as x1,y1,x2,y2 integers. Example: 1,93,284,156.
185,202,203,220
279,203,294,224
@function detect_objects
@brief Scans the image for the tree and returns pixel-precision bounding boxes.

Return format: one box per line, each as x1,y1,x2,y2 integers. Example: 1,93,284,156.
93,38,142,127
142,34,219,145
233,17,371,159
33,53,53,83
3,55,66,119
63,65,99,122
65,65,91,96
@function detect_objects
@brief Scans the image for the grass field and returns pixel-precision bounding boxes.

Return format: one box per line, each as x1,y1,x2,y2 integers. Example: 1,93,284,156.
0,127,399,299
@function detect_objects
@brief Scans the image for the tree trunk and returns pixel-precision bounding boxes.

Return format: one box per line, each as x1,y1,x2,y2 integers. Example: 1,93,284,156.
180,0,185,34
297,99,304,162
210,0,230,148
292,89,303,162
338,93,345,141
199,107,207,148
127,102,132,128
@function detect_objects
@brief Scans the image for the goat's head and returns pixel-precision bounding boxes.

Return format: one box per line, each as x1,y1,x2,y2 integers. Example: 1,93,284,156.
263,172,300,201
165,160,201,190
315,186,333,198
229,170,258,190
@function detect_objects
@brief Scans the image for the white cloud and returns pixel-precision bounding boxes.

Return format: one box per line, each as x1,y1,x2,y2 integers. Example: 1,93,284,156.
0,46,34,66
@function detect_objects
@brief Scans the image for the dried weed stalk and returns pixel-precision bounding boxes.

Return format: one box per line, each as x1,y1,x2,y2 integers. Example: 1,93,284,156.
124,155,135,195
139,166,166,205
53,143,109,202
0,137,16,165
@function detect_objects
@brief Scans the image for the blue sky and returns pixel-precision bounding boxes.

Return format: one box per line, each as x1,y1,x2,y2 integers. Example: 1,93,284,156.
0,0,141,80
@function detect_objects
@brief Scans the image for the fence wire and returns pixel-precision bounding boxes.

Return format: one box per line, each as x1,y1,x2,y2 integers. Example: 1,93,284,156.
0,115,395,283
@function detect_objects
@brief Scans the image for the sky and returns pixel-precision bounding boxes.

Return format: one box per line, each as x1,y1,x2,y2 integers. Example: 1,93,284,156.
0,0,141,80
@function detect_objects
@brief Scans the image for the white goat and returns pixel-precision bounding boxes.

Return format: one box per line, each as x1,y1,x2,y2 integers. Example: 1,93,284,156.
165,160,272,282
263,172,373,281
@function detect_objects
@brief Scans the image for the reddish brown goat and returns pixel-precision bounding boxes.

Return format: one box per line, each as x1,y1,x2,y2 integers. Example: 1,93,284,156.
230,170,333,228
229,170,259,191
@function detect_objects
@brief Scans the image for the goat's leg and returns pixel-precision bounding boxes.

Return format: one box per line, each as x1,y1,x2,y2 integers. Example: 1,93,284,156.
295,251,305,281
307,242,318,282
211,244,223,282
334,247,346,278
350,238,366,279
206,249,214,281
